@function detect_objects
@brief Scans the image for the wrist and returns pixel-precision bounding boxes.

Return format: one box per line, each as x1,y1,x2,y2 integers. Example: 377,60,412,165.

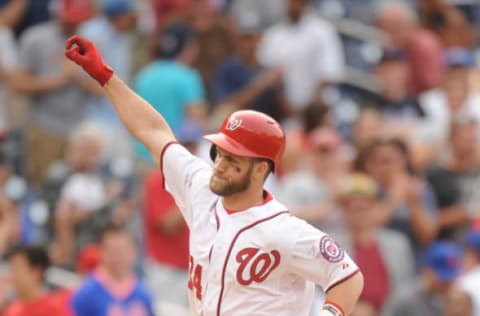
319,301,344,316
93,64,114,86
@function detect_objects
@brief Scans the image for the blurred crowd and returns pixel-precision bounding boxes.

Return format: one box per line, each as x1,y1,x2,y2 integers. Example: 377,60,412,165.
0,0,479,315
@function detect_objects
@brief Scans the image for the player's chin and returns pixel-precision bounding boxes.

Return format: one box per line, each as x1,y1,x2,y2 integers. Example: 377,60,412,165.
210,179,230,196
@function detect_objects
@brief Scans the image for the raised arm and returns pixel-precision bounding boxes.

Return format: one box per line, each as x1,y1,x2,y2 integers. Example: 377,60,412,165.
65,35,176,164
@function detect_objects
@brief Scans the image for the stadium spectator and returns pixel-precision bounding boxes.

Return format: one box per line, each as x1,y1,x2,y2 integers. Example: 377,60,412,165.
51,122,106,266
332,173,415,312
0,151,33,257
188,0,234,103
351,107,384,149
3,245,71,316
373,53,425,143
0,11,18,135
11,0,101,186
418,0,476,49
0,0,47,37
355,137,438,256
381,241,463,316
133,21,206,163
414,48,480,170
278,127,348,226
457,228,480,316
376,2,445,96
257,0,345,110
79,0,142,160
71,224,155,316
51,122,137,268
213,12,289,121
426,116,480,242
228,0,286,28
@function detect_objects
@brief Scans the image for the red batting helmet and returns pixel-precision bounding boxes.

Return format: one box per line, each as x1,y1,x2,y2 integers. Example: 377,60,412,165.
204,110,286,171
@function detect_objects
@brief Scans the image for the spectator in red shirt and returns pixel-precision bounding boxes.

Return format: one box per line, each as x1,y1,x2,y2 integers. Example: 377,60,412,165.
3,245,71,316
143,121,203,307
377,2,445,96
332,173,415,312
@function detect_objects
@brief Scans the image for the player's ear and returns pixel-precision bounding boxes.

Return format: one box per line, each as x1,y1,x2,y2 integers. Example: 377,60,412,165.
253,159,270,181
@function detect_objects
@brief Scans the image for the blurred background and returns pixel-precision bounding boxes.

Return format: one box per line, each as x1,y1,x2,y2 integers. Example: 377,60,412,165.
0,0,480,315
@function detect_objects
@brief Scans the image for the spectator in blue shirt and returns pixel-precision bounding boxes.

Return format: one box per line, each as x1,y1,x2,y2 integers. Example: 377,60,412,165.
213,13,290,122
133,22,206,163
72,224,156,316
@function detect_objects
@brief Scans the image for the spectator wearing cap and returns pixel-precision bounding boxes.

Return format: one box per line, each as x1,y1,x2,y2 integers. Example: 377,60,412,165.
3,245,71,316
376,2,445,96
133,21,206,164
458,228,480,316
72,224,155,316
413,48,480,170
11,0,103,187
382,241,463,316
427,117,480,242
331,173,414,313
257,0,345,110
141,120,204,308
213,12,290,122
79,0,141,160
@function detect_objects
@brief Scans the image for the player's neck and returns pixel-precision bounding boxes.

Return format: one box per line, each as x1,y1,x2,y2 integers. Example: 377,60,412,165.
222,189,265,213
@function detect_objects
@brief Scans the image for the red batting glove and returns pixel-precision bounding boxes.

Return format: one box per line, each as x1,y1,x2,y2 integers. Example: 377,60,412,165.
65,35,114,86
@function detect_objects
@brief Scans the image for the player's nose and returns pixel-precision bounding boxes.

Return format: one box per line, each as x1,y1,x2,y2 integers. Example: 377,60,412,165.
213,156,228,173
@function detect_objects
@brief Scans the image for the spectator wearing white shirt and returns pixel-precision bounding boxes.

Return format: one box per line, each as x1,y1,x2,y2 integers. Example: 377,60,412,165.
413,48,480,170
257,0,345,111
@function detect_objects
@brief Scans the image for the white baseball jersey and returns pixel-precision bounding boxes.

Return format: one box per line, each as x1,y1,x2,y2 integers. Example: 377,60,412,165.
161,143,359,316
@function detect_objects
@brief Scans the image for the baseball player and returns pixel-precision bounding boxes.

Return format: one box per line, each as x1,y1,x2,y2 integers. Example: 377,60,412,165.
65,35,364,316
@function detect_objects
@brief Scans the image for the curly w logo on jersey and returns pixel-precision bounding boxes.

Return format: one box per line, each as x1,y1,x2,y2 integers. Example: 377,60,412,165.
236,248,281,285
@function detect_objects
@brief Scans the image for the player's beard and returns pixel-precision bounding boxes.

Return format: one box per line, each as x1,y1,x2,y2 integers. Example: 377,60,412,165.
210,161,253,197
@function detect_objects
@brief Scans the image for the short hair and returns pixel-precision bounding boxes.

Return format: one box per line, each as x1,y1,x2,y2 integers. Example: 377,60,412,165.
99,222,132,243
375,1,418,25
68,121,103,148
7,245,50,275
302,100,330,134
252,157,274,180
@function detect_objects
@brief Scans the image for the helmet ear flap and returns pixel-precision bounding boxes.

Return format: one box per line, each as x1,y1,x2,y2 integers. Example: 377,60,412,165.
209,145,217,162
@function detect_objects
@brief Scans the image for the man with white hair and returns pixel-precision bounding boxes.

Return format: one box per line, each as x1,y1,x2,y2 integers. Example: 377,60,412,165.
376,1,445,96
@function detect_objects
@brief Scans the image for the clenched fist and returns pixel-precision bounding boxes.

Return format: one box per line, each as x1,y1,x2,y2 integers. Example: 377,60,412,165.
65,35,114,86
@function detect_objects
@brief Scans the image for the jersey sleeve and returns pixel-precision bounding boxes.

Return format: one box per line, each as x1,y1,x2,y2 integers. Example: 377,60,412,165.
161,143,213,227
287,218,359,292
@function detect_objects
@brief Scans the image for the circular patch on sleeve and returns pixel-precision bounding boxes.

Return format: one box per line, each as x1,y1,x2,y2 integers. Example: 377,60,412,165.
319,235,345,263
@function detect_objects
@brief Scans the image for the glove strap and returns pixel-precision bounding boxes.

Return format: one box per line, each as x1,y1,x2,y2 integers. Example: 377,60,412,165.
320,301,344,316
95,64,114,86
